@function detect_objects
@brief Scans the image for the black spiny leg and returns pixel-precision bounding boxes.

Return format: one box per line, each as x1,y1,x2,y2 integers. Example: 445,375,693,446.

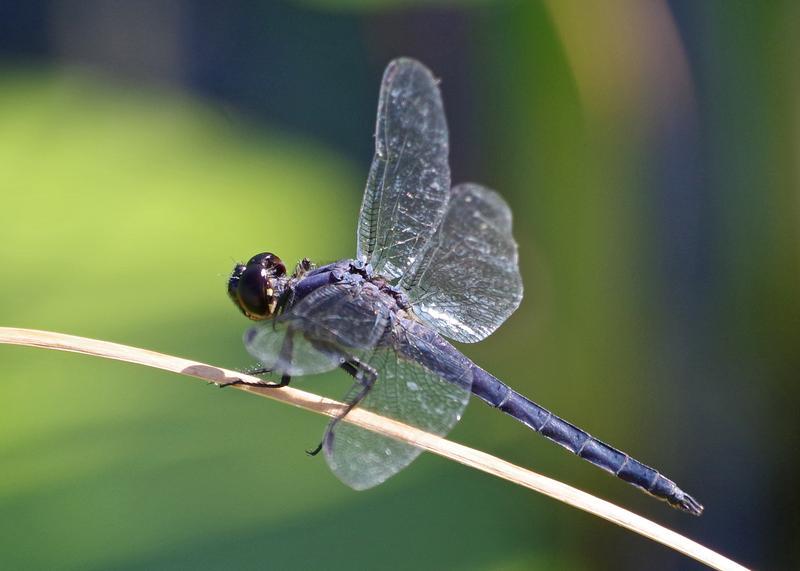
306,358,378,456
218,367,291,389
246,365,272,376
223,331,296,389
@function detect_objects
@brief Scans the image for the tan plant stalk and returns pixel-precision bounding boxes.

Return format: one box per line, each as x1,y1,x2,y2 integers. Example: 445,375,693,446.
0,327,748,571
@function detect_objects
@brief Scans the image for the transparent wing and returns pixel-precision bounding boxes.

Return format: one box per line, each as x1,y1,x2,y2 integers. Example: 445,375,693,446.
323,318,472,490
401,183,523,343
244,320,341,377
357,58,451,280
243,283,390,377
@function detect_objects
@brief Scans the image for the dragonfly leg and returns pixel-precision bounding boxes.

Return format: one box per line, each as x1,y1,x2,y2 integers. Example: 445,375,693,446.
246,365,272,376
306,358,378,456
306,441,323,456
218,373,290,389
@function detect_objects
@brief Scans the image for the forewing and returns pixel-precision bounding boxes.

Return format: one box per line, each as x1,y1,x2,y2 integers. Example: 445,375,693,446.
244,320,341,377
357,58,451,280
401,183,523,343
244,283,390,377
323,319,472,490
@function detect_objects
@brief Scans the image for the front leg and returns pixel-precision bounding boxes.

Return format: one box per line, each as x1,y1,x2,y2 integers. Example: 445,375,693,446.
292,257,315,278
218,365,291,389
224,324,298,388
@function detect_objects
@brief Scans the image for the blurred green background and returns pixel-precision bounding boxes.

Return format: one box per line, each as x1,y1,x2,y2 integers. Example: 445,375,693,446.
1,1,797,569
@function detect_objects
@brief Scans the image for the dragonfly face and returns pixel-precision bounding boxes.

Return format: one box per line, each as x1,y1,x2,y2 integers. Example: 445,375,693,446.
228,252,287,321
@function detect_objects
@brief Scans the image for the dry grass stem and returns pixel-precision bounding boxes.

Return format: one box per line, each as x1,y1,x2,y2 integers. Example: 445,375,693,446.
0,327,748,571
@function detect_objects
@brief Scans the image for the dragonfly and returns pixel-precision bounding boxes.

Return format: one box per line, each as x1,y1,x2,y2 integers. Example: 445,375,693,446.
226,58,703,515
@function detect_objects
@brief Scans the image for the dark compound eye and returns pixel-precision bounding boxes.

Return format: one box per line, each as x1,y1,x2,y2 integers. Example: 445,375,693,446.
228,253,285,320
246,252,287,277
236,265,273,319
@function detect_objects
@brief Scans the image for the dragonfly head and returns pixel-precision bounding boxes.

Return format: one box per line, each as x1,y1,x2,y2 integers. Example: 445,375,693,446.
228,252,287,320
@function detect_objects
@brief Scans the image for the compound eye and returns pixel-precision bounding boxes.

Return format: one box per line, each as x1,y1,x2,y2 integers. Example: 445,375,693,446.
246,252,287,277
237,265,272,319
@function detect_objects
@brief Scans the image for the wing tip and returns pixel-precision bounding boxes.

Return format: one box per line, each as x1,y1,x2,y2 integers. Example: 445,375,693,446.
384,57,437,85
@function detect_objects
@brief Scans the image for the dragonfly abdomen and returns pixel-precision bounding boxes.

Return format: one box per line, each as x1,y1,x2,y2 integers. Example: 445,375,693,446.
469,366,704,516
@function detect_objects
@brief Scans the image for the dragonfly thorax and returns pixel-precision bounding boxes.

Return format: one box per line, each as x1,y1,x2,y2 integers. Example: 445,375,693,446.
228,252,288,320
